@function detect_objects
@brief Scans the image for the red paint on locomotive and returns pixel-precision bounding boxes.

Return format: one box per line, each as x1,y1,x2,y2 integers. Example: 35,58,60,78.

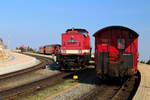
93,26,139,78
58,28,91,70
61,29,91,55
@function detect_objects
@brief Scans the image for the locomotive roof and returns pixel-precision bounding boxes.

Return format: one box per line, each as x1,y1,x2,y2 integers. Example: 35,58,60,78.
66,29,88,33
93,26,139,38
44,44,61,47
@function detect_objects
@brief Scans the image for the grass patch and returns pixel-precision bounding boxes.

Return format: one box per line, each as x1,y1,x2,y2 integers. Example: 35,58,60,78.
15,79,78,100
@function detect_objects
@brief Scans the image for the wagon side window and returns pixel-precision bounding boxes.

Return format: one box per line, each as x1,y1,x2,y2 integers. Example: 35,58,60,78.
117,39,125,49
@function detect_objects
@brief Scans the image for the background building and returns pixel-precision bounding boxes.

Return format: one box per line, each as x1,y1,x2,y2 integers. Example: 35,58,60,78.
0,38,8,60
0,38,7,49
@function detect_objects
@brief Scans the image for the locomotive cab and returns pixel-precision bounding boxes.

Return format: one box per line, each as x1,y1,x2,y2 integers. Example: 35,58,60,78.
93,26,139,78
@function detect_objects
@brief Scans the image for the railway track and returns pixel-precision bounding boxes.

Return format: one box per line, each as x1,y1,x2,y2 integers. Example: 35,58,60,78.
0,53,52,80
16,53,140,100
0,53,141,100
0,53,71,100
0,72,70,100
76,71,141,100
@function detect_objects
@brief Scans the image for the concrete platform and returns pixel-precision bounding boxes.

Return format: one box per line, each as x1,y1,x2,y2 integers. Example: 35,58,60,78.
0,52,40,75
133,63,150,100
25,52,56,61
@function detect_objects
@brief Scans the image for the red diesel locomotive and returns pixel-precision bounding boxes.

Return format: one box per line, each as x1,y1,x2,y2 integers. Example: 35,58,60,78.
93,26,139,78
39,44,61,55
57,28,91,70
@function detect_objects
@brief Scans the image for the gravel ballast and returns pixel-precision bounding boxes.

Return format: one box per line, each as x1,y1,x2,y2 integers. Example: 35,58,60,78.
45,69,97,100
48,83,96,100
0,69,60,92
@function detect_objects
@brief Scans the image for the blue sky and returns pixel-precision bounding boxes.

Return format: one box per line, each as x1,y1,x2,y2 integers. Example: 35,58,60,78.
0,0,149,61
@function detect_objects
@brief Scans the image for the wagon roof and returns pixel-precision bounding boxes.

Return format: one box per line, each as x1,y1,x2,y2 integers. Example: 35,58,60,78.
66,28,88,33
93,26,139,38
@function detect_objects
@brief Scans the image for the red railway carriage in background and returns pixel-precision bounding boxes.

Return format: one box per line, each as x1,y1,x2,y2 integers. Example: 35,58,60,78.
93,26,139,78
45,44,61,55
39,44,61,55
39,46,45,54
57,28,91,70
